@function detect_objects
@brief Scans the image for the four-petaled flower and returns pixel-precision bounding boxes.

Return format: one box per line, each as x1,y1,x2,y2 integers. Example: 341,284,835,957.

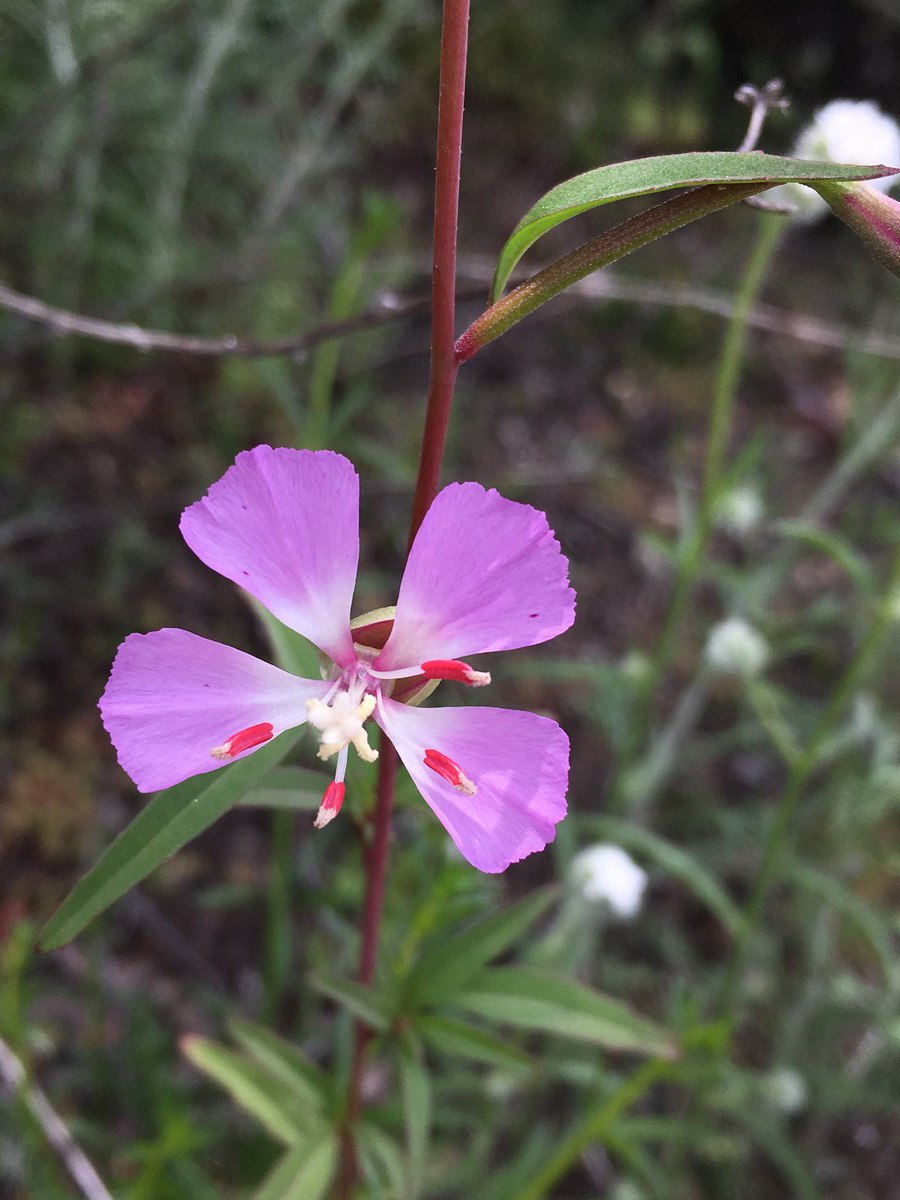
100,446,576,872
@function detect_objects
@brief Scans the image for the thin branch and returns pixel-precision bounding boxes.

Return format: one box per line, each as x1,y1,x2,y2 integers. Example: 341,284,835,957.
4,267,900,364
0,1035,115,1200
0,281,433,358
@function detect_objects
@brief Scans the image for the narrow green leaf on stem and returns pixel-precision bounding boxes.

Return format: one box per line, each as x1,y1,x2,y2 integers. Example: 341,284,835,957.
491,150,897,301
407,886,557,1004
309,975,391,1031
228,1018,329,1109
417,1014,532,1071
718,544,900,1029
181,1036,320,1146
251,1135,338,1200
449,966,677,1057
457,181,775,360
41,730,302,950
398,1039,431,1197
516,1058,673,1200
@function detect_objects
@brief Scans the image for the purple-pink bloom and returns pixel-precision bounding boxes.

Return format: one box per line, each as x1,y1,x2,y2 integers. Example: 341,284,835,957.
99,446,575,873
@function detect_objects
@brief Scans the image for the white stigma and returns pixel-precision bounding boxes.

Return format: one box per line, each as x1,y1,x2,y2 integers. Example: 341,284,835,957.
306,691,379,763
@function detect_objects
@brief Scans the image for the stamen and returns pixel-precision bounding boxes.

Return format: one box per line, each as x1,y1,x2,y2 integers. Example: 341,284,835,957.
210,722,274,759
421,659,491,687
314,781,345,829
306,692,378,763
424,748,476,795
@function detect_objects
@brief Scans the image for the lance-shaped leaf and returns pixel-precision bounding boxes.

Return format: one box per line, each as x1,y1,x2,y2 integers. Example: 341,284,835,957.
448,967,677,1058
181,1036,325,1146
41,730,302,950
458,181,772,359
407,886,556,1005
491,150,899,300
418,1014,532,1071
251,1135,338,1200
308,975,392,1030
397,1038,431,1197
228,1019,329,1109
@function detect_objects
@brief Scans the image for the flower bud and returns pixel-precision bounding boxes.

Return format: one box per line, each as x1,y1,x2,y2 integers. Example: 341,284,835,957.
569,843,647,917
762,1067,807,1115
716,486,764,536
812,182,900,278
773,100,900,224
705,617,769,677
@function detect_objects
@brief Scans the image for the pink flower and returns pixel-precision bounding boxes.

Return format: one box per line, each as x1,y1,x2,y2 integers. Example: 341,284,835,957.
99,446,576,873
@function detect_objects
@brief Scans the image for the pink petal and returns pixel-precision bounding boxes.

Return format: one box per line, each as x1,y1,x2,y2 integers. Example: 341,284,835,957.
99,628,329,792
180,447,358,666
376,697,569,873
374,483,575,672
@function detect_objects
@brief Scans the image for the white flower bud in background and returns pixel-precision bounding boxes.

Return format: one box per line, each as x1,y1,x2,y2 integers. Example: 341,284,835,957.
774,100,900,223
569,844,647,917
620,650,651,685
610,1182,648,1200
716,485,764,536
705,617,769,677
762,1067,808,1114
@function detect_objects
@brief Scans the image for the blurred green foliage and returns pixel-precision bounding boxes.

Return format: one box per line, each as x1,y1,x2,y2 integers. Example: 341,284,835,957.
3,1,900,1198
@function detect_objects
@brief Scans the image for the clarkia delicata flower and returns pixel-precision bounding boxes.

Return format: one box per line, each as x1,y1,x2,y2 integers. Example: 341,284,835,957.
100,446,576,873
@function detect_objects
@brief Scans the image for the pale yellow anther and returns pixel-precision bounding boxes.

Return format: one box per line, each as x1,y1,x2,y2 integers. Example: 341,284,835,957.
306,691,379,763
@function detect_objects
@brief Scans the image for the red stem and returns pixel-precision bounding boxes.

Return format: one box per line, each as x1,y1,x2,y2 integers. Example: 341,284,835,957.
336,3,469,1194
407,0,470,545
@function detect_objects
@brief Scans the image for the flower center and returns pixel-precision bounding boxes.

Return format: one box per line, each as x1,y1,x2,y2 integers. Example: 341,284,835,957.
305,688,379,764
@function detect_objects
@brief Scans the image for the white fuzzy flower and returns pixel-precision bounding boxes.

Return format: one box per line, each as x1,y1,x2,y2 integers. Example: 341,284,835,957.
705,617,769,677
570,844,647,917
775,100,900,223
763,1067,807,1114
717,485,764,536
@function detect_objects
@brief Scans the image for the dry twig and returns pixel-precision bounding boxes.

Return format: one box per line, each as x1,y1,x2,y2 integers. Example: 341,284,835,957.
0,1034,115,1200
3,267,900,364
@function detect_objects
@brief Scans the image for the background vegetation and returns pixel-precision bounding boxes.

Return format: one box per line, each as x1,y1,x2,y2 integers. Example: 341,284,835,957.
3,1,900,1197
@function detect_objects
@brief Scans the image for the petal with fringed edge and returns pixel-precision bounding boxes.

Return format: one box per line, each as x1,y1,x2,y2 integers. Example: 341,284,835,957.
99,628,329,793
375,483,575,672
376,696,569,873
180,446,359,666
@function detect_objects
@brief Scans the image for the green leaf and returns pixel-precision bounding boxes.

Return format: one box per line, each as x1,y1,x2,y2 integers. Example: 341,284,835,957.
449,967,677,1057
228,1019,328,1110
251,1135,338,1200
252,599,322,677
775,520,875,593
590,817,741,935
491,150,897,300
408,887,556,1005
358,1125,407,1199
397,1040,431,1197
418,1015,531,1071
238,765,330,811
41,731,302,950
734,1110,821,1200
790,863,899,989
309,975,391,1030
182,1037,322,1146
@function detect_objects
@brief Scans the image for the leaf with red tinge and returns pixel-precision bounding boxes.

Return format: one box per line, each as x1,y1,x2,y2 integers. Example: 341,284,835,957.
491,150,899,300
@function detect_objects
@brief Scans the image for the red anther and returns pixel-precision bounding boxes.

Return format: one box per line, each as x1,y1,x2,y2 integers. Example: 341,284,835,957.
421,659,491,687
210,722,274,759
314,781,346,830
424,748,476,795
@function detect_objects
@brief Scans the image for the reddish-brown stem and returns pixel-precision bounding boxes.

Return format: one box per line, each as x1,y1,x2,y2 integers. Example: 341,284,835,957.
407,0,470,545
336,3,469,1195
336,742,398,1198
